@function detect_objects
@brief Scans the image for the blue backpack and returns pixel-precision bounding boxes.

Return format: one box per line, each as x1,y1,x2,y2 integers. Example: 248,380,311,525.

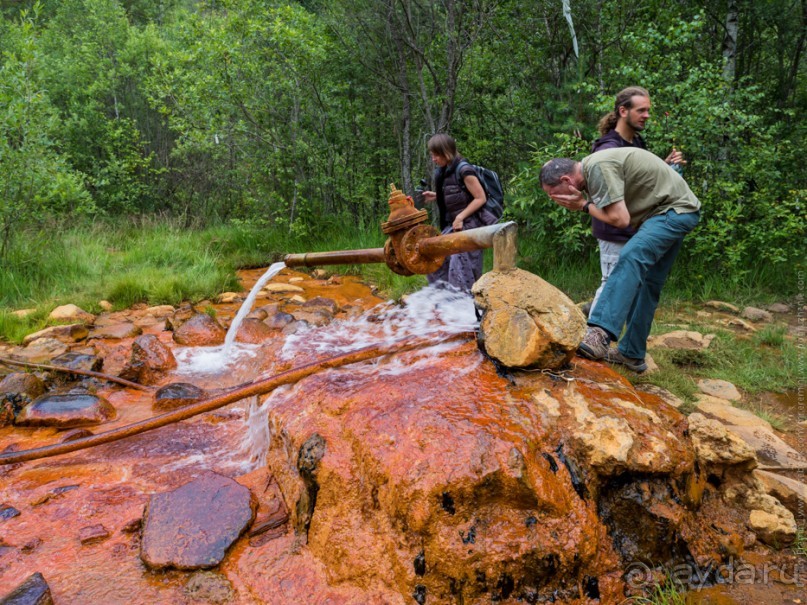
457,160,505,222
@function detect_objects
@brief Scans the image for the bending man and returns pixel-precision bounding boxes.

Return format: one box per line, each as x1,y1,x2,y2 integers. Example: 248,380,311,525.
587,86,685,315
540,147,700,372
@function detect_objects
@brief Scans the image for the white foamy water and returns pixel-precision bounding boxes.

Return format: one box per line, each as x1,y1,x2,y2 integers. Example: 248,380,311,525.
174,342,260,376
280,284,478,360
170,262,286,376
223,261,286,356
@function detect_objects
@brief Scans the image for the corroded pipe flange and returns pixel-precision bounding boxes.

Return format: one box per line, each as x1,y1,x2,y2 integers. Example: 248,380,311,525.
397,224,443,274
381,208,429,235
383,239,415,276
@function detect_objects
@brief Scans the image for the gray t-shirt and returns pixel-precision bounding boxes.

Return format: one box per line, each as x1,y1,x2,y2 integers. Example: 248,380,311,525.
581,147,701,228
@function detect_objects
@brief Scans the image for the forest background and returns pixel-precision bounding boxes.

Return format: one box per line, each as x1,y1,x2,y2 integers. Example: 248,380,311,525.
0,0,805,332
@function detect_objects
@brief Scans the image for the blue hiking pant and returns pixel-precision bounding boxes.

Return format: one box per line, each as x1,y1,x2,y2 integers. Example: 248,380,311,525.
588,210,700,359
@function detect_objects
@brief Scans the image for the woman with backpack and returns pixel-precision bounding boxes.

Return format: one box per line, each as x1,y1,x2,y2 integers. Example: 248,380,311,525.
422,134,499,292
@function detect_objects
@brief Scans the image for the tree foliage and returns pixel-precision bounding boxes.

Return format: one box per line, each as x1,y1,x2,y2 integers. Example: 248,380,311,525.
0,0,803,277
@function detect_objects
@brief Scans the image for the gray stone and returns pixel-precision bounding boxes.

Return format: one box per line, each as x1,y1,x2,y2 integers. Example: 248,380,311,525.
50,352,103,375
153,383,207,412
697,379,742,402
0,572,53,605
140,472,255,570
767,303,791,314
726,425,807,469
741,306,773,323
264,310,294,330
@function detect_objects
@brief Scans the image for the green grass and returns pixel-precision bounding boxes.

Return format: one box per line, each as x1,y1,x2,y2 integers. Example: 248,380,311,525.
624,582,688,605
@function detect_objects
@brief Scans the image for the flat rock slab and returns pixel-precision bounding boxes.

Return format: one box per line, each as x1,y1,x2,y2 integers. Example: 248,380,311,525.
88,322,143,340
16,393,117,428
140,472,255,570
647,330,715,350
695,395,772,431
726,425,807,469
697,379,742,402
50,352,103,373
755,470,807,517
0,571,53,605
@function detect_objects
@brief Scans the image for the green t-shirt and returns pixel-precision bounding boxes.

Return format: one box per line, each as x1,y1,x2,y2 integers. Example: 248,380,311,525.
581,147,701,228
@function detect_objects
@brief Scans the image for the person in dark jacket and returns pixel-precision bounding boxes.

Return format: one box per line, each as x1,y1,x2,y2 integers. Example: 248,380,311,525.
422,134,498,292
586,87,685,315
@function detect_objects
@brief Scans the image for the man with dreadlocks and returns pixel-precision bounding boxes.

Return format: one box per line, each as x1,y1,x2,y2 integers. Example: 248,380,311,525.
585,87,685,317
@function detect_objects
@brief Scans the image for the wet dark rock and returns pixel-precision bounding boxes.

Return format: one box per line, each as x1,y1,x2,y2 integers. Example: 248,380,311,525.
0,505,20,521
290,309,332,327
153,382,207,412
78,524,110,545
233,318,276,344
281,320,305,335
172,313,226,347
119,334,177,385
165,303,196,331
302,296,339,314
246,309,268,321
0,571,53,605
88,322,142,340
0,373,46,400
50,352,103,373
140,472,256,570
184,571,234,604
598,477,692,563
263,310,294,330
58,428,94,443
1,373,47,427
16,393,117,428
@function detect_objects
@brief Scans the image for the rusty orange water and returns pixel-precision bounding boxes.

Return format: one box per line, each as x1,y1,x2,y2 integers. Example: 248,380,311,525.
1,269,804,604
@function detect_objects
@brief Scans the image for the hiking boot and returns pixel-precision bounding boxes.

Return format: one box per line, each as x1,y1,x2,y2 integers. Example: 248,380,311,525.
605,348,648,373
577,326,611,360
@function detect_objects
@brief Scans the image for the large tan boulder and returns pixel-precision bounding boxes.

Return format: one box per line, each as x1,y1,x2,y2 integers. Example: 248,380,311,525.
48,304,95,324
471,268,585,369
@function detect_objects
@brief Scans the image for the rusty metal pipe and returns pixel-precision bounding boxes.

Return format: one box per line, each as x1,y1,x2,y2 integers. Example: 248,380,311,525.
418,221,517,261
0,332,471,466
284,248,386,268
